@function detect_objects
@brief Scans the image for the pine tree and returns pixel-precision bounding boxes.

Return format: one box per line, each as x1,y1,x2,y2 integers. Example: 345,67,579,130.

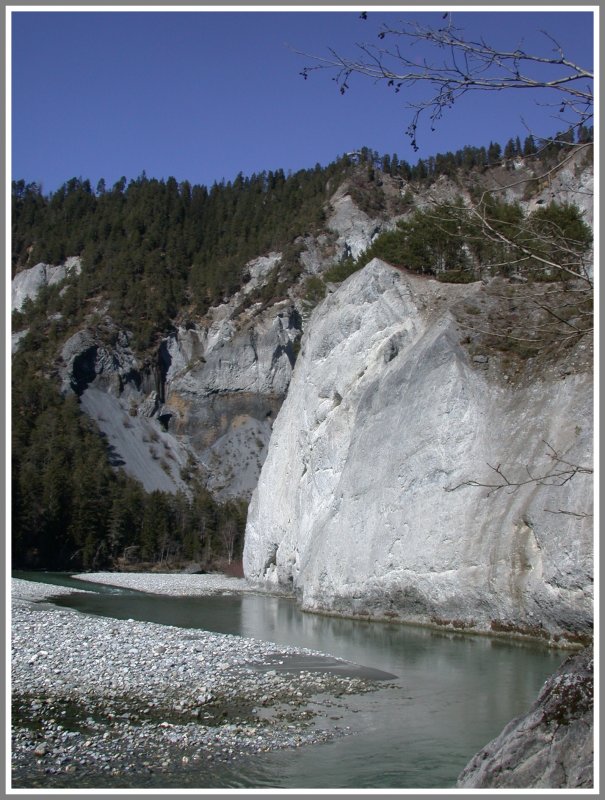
504,139,516,160
523,135,537,156
487,141,502,164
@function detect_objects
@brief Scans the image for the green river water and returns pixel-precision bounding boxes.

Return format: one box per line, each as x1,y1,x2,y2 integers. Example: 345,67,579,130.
13,571,563,789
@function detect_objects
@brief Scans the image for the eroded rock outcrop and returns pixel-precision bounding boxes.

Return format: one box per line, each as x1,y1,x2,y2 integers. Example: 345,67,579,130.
327,184,384,260
59,323,190,494
9,181,424,499
243,259,593,644
457,646,593,788
55,287,304,498
11,257,81,312
160,298,303,498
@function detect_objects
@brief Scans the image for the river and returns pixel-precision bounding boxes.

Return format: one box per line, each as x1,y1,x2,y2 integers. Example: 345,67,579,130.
13,571,563,789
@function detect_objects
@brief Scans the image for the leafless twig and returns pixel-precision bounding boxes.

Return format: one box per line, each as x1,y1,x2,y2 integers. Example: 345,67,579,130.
445,441,592,495
298,19,593,150
544,508,592,518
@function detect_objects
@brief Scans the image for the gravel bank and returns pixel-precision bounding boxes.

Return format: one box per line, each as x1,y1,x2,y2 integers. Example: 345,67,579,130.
71,571,258,596
11,578,383,789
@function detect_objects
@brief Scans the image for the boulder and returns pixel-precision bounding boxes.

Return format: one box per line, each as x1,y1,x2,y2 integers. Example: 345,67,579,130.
457,646,593,788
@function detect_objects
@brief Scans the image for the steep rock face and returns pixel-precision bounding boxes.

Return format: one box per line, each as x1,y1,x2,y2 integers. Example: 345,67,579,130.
60,327,151,399
55,279,304,498
14,166,592,504
12,257,81,311
47,188,389,500
160,298,302,498
9,184,426,499
37,249,304,498
457,646,593,788
243,259,593,643
59,324,190,494
326,184,384,260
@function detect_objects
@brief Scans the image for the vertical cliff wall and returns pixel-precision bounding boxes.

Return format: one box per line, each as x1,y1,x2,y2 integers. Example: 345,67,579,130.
244,259,593,643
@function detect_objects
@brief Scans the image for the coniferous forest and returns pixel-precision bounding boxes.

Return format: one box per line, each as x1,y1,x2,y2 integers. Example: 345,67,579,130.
11,130,593,573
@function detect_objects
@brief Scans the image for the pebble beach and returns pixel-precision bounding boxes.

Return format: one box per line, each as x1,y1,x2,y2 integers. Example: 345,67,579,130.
11,574,382,789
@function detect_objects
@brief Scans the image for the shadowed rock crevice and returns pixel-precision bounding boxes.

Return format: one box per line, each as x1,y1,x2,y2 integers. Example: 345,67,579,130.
70,346,99,396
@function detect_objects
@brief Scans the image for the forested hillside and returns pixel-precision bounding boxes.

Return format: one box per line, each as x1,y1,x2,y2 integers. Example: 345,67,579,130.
11,130,593,573
13,161,346,351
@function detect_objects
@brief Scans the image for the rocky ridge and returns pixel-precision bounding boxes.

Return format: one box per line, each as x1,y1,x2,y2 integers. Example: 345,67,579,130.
11,156,592,500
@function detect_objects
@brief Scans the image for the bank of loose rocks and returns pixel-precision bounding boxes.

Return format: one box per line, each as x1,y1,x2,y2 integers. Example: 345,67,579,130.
71,571,256,596
11,578,380,788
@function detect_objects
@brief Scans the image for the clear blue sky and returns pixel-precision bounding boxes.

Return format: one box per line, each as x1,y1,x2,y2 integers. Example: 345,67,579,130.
10,8,594,194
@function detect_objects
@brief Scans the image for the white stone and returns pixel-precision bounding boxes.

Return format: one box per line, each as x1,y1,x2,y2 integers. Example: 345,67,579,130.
244,259,593,640
327,187,383,261
11,257,81,311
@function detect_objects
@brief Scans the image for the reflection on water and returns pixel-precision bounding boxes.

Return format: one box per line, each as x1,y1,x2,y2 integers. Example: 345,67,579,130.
13,571,563,789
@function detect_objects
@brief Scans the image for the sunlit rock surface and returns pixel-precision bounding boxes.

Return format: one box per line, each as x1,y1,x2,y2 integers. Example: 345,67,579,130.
327,185,383,260
55,298,301,498
244,259,593,642
11,257,81,311
161,298,302,498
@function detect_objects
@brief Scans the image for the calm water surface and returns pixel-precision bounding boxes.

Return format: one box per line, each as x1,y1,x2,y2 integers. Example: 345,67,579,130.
14,571,563,789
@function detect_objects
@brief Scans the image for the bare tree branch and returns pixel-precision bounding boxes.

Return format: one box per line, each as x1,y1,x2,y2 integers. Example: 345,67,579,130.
445,441,592,495
298,19,593,150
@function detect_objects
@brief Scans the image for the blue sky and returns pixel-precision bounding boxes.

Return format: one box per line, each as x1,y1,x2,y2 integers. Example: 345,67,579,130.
10,8,595,194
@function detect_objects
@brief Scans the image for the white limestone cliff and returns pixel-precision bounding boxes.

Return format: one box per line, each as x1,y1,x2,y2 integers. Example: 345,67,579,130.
327,185,383,260
27,183,392,501
243,259,593,643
